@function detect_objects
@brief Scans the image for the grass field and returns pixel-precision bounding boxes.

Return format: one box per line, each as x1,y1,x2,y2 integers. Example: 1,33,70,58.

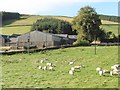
1,15,118,35
1,46,118,88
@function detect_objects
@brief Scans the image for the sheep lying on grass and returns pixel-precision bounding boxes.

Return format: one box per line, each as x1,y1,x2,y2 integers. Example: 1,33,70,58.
110,64,120,76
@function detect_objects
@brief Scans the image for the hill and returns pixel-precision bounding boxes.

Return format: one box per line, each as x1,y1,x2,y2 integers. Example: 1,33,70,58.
1,15,118,35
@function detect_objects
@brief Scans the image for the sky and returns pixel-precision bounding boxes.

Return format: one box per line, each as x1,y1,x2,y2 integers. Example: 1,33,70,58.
0,0,119,17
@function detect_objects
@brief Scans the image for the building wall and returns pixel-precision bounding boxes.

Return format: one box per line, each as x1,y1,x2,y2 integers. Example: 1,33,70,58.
0,37,5,46
17,31,55,48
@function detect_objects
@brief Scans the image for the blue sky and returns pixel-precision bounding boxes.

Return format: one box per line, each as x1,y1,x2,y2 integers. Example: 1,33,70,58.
0,0,119,17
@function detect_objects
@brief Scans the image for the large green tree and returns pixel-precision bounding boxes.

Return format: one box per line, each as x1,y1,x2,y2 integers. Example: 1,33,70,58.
72,6,102,42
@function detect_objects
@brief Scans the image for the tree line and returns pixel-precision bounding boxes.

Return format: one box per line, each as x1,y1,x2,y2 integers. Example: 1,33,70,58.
31,18,77,35
99,14,118,22
1,11,20,21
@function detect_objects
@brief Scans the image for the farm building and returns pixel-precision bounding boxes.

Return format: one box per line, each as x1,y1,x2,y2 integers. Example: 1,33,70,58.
17,30,75,49
0,35,5,46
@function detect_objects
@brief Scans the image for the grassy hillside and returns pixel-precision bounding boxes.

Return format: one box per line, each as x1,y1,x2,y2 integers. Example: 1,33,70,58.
2,46,118,88
1,15,118,35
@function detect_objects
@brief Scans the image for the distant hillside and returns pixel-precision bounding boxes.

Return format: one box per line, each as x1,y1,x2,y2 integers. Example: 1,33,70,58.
1,13,118,35
99,14,118,23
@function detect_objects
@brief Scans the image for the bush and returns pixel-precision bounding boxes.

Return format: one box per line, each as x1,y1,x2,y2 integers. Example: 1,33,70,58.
73,40,90,46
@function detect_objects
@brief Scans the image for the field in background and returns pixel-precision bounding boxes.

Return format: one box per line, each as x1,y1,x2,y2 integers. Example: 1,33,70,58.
1,15,118,35
2,46,118,88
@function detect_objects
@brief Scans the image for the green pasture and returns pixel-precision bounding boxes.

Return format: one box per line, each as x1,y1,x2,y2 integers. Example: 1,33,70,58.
101,24,118,36
1,26,31,35
1,46,118,88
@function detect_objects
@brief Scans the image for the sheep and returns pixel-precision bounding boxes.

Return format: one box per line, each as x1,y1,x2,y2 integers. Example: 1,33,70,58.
69,70,74,75
48,66,54,71
46,63,52,66
38,66,42,69
74,66,82,69
99,70,104,76
40,60,44,63
96,67,102,72
71,67,75,71
68,61,74,65
42,66,47,70
110,70,120,76
103,70,110,73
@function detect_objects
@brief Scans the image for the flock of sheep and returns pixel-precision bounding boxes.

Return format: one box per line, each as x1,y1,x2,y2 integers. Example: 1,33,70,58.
96,64,120,76
37,58,120,77
37,58,86,75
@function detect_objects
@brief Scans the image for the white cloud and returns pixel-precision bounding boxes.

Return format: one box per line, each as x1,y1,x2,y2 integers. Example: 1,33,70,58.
0,0,118,15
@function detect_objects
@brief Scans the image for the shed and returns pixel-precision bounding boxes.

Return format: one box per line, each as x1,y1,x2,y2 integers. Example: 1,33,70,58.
17,30,69,48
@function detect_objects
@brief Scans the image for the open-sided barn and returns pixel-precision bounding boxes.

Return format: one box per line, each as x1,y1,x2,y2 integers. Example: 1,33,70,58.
17,30,73,48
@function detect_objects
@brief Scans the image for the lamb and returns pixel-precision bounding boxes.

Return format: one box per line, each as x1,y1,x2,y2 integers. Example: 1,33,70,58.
96,67,110,76
69,70,74,75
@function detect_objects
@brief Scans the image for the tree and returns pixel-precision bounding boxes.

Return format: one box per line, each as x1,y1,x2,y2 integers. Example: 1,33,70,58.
72,6,102,42
31,18,76,35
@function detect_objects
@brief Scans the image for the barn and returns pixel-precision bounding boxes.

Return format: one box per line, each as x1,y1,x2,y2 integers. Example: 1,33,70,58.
0,34,8,46
17,30,70,49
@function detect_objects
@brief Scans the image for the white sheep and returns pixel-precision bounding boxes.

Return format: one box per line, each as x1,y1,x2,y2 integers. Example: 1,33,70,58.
69,70,74,75
40,60,44,63
71,67,75,71
46,63,52,66
38,66,42,69
48,66,54,71
99,70,104,76
68,61,74,65
42,66,47,70
74,66,82,69
96,67,102,72
110,70,120,76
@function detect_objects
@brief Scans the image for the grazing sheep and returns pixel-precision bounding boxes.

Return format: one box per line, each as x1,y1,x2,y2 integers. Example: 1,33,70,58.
42,66,47,70
38,66,42,69
69,70,74,75
46,63,52,66
48,66,54,71
96,67,102,72
68,61,74,65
